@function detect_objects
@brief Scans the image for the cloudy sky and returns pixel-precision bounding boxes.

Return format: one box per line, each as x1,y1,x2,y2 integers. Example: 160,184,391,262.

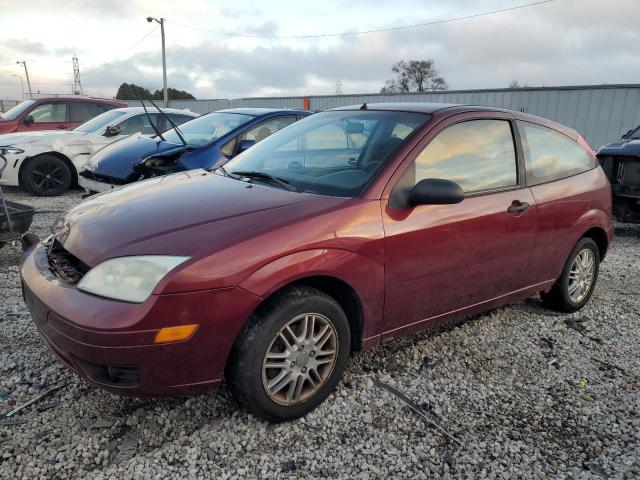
0,0,637,100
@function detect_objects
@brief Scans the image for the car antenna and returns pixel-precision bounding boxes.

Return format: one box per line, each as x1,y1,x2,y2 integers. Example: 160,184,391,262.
147,98,187,147
137,96,166,142
360,102,367,110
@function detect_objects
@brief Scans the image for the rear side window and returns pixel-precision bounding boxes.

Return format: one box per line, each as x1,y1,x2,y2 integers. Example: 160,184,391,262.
518,121,595,185
118,114,160,135
69,102,99,122
412,119,517,193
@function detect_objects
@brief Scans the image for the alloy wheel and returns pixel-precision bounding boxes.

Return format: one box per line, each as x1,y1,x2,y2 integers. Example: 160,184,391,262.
30,161,66,193
567,248,595,303
261,313,338,406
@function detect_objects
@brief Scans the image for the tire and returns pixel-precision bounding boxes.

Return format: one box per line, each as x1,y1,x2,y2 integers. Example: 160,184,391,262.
226,286,351,422
541,237,600,313
22,154,72,196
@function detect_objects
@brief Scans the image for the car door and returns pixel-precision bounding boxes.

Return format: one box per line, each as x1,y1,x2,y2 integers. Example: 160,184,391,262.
381,114,538,336
19,101,68,131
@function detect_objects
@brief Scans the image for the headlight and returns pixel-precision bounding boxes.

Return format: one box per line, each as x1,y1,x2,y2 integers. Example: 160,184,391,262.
77,255,189,303
0,146,25,155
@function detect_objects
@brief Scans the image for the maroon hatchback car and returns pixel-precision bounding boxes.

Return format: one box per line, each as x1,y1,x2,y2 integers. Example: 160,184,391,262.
20,103,613,421
0,97,126,134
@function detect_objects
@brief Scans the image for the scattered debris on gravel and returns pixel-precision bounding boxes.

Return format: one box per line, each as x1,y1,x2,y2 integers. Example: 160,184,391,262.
1,187,639,479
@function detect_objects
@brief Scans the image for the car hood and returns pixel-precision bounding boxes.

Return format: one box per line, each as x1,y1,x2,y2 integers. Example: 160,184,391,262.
597,139,640,157
86,134,186,180
0,130,74,146
53,170,332,266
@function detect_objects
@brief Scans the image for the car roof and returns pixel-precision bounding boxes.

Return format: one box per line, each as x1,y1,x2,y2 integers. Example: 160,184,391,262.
330,102,461,114
217,108,308,116
28,96,124,104
109,107,199,115
330,102,578,140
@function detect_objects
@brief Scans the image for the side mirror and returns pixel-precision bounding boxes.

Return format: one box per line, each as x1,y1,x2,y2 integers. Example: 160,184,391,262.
237,139,256,153
23,115,34,125
104,125,121,137
407,178,464,206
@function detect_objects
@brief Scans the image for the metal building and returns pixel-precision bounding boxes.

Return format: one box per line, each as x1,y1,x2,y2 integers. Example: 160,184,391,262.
124,84,640,148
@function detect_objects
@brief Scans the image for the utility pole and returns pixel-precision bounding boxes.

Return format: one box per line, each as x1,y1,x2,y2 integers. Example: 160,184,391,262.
72,55,84,95
16,61,32,98
147,17,168,107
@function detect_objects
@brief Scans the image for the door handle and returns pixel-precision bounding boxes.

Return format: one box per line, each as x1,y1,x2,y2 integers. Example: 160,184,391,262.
508,201,530,214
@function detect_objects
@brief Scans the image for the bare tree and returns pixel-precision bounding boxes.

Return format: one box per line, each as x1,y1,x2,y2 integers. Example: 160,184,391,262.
381,59,448,93
431,77,448,91
508,80,531,89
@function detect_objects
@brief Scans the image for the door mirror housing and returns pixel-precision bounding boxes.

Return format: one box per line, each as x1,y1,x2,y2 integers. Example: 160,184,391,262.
104,125,121,137
408,178,464,206
22,115,34,125
237,139,256,153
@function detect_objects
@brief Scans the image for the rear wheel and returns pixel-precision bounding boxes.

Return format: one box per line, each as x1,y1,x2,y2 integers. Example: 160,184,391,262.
541,237,600,312
226,286,350,421
22,154,72,196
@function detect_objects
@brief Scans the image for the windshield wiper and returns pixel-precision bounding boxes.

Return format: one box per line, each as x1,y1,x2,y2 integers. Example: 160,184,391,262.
231,170,300,192
212,164,239,178
138,98,166,142
147,98,188,147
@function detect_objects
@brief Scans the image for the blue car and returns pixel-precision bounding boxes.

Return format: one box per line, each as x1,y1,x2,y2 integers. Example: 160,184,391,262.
78,108,310,193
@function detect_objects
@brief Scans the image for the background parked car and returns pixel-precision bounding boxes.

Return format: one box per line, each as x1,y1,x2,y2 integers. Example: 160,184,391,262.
0,97,127,135
20,103,612,421
78,108,311,193
0,107,198,196
597,122,640,223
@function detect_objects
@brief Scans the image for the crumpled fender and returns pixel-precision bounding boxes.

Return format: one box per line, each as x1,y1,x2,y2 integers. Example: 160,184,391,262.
239,248,385,342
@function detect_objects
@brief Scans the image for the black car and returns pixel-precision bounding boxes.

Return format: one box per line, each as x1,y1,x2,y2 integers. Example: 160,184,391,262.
597,124,640,223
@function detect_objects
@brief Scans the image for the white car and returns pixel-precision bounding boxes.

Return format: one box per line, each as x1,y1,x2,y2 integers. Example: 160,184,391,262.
0,107,199,196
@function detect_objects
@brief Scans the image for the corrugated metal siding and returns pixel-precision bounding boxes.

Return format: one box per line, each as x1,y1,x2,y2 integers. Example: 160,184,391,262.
120,99,229,114
122,85,640,148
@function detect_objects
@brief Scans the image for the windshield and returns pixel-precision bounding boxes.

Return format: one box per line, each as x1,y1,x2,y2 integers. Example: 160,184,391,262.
221,110,429,197
74,110,127,133
162,112,254,146
1,100,36,120
629,126,640,140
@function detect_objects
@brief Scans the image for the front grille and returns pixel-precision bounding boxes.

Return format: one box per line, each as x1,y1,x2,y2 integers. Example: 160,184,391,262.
79,170,129,185
46,239,89,284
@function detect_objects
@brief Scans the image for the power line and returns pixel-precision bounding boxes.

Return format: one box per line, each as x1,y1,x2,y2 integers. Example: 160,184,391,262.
168,0,556,39
83,25,158,76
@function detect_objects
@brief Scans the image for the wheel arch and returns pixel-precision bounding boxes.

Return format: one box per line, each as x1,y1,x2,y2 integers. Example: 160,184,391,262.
581,226,609,261
19,151,78,187
240,275,365,354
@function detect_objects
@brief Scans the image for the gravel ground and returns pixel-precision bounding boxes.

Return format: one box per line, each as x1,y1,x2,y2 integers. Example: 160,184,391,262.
0,187,639,479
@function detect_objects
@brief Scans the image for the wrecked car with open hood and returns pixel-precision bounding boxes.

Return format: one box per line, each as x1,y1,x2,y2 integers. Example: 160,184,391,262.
597,123,640,223
78,108,310,193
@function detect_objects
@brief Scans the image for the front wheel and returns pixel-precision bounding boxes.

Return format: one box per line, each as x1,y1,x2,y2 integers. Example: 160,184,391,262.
22,154,72,196
541,237,600,312
226,286,351,422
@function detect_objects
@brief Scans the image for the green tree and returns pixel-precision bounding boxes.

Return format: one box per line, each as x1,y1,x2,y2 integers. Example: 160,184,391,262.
116,83,196,100
115,83,153,100
152,88,196,100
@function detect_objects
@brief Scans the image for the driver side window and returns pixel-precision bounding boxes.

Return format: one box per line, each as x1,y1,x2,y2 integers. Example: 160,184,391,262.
409,119,518,193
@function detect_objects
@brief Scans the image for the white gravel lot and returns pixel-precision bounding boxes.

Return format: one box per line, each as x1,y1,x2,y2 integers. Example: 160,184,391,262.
0,187,639,479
